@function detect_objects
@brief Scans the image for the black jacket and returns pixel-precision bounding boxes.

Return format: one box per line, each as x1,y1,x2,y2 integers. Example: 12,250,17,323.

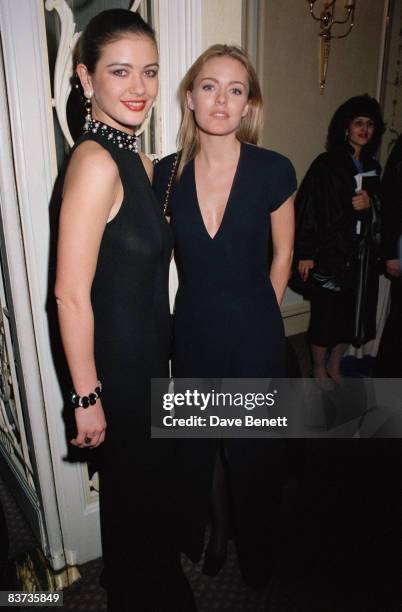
294,146,381,283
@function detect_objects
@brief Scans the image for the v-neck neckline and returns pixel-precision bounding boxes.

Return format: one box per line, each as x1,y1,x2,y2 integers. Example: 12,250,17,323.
192,142,243,241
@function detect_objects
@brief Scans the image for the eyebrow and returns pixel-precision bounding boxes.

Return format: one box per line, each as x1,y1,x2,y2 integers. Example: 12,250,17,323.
106,62,159,68
200,77,246,87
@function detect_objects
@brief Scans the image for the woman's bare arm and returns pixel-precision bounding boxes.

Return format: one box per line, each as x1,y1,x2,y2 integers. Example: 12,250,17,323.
55,141,120,448
270,196,295,305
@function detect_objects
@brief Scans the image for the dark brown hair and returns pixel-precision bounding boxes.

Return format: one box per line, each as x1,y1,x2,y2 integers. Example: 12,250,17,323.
79,9,156,74
326,94,385,160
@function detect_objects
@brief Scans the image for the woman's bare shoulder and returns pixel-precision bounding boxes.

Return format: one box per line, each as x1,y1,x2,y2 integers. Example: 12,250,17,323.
64,140,119,193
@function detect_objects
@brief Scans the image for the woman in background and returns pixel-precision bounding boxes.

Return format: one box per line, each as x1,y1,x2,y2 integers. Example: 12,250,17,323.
55,10,193,611
295,95,384,385
154,45,295,588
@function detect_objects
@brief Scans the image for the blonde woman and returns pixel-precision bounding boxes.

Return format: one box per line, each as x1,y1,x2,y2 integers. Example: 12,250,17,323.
154,45,296,588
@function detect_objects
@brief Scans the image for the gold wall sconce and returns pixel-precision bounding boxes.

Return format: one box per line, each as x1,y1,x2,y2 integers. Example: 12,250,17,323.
307,1,356,94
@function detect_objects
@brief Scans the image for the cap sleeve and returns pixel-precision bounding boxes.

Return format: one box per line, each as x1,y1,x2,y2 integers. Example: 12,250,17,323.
269,155,297,212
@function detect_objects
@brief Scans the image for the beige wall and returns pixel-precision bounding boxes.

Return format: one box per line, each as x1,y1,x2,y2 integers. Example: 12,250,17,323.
261,0,386,184
256,0,386,310
201,0,242,50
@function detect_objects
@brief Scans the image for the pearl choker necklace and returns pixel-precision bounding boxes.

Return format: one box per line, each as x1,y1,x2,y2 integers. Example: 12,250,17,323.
84,117,138,153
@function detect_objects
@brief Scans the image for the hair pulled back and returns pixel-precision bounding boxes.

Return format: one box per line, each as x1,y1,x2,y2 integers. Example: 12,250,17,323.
79,9,156,74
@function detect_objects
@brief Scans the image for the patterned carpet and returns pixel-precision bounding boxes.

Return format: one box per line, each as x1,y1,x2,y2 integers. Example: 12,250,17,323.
0,336,401,610
1,465,401,612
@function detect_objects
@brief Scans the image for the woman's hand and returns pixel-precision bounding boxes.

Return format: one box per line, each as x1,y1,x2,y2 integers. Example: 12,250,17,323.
352,189,370,211
386,259,400,278
298,259,314,281
71,401,107,448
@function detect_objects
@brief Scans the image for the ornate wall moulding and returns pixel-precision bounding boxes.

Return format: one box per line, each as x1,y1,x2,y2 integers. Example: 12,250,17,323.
45,0,152,147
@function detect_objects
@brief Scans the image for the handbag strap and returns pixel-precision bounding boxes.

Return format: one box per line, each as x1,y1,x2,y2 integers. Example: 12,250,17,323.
163,153,179,216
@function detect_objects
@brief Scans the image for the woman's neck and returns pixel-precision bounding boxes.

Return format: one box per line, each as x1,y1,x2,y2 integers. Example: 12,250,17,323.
91,110,135,137
349,142,362,160
197,132,241,167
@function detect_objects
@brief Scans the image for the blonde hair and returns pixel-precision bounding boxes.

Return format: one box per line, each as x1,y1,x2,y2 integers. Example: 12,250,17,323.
176,44,263,179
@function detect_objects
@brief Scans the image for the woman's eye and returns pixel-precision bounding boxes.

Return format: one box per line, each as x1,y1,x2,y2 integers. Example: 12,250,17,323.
113,69,127,77
230,88,243,96
202,84,214,91
353,119,374,129
145,69,158,78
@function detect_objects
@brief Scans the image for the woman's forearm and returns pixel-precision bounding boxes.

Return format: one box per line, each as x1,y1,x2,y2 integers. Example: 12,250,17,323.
56,294,99,395
270,197,295,305
270,252,293,305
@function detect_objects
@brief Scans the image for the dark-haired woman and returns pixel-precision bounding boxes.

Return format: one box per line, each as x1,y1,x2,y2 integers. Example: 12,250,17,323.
54,10,194,611
295,95,384,384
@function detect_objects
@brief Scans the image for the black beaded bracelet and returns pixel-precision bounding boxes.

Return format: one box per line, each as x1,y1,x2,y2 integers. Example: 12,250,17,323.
71,381,102,409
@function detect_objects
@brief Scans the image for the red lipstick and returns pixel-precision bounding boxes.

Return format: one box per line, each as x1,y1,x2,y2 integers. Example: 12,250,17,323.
122,100,146,112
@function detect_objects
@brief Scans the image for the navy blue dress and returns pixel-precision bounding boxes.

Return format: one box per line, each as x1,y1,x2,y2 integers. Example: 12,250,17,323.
155,142,296,377
153,141,297,586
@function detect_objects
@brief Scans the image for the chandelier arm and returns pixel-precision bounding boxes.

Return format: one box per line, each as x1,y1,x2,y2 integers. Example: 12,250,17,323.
331,22,355,39
321,18,335,32
310,10,325,22
307,0,356,93
308,1,325,22
332,17,352,25
332,9,355,26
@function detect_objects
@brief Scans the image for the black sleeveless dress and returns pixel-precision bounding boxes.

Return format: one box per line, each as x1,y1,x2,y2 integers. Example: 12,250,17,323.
65,130,177,606
153,143,297,587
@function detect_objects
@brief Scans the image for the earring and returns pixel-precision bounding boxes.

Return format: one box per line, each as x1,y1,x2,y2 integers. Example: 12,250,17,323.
84,90,93,130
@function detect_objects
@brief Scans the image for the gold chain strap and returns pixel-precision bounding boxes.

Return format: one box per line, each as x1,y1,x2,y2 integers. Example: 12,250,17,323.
163,153,179,216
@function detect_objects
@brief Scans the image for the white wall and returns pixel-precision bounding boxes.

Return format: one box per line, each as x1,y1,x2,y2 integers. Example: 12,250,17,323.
201,0,242,50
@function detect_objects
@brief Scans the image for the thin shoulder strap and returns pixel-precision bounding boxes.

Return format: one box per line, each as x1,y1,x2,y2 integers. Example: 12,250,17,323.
163,153,179,216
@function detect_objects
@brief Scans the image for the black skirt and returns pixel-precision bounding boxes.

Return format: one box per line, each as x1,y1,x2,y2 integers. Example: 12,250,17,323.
308,284,355,347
